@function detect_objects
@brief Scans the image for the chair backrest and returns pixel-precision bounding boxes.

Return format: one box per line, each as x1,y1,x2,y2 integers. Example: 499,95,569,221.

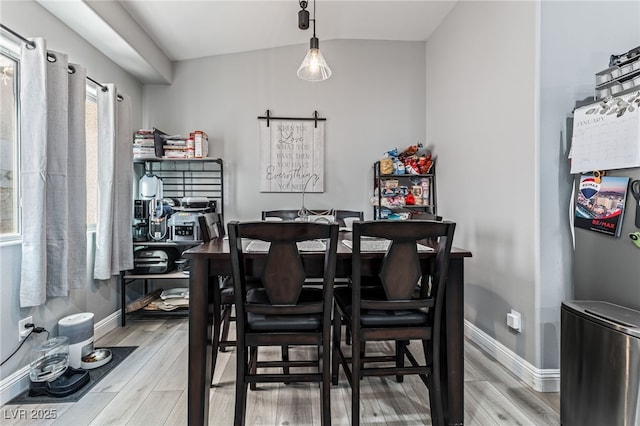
351,220,455,322
334,210,364,226
198,212,224,242
410,212,443,221
261,209,333,222
228,221,339,320
261,210,301,221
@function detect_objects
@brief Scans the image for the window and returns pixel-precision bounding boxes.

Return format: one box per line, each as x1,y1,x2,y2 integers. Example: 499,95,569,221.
86,93,98,227
0,51,19,238
0,37,100,235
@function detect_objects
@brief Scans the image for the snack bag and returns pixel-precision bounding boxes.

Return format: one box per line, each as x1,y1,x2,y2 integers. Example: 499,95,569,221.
380,158,394,174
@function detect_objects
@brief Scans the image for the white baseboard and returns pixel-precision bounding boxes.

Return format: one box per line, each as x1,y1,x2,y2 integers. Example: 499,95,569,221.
464,320,560,393
0,311,121,406
93,311,121,342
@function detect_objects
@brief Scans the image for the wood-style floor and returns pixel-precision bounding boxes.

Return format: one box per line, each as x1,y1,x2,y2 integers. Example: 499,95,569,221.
2,318,560,425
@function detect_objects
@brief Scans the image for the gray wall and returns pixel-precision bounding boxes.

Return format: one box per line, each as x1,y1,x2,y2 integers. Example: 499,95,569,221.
0,1,142,385
143,40,426,222
428,0,640,370
539,1,640,365
426,1,539,364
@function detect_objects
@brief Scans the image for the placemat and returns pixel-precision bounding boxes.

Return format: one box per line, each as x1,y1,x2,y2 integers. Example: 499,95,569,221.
341,239,433,252
246,240,327,252
8,346,137,404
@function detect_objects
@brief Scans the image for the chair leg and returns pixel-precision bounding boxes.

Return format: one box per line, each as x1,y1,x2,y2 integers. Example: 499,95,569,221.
351,334,361,426
249,346,258,391
321,328,332,425
332,305,341,385
396,340,407,383
234,342,249,426
344,319,351,345
282,345,290,377
422,340,444,426
220,304,232,352
210,304,222,387
359,342,366,380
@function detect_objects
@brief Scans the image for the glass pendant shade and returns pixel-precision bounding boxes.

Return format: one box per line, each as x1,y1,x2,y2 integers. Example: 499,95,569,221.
297,37,332,81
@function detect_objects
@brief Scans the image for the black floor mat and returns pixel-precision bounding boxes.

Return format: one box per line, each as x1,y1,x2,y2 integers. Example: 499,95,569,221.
8,346,137,404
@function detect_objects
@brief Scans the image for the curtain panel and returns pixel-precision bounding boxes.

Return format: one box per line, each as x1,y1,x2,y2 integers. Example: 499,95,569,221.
94,86,133,280
19,39,87,307
18,35,132,305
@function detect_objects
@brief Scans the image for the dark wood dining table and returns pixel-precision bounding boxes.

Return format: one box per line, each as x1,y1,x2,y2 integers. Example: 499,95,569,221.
183,235,472,425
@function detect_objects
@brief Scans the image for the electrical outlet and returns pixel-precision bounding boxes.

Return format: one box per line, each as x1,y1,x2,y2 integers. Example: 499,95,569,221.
506,310,522,333
18,316,33,341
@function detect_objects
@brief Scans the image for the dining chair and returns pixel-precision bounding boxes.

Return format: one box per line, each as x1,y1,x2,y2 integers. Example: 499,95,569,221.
410,212,443,221
260,208,331,373
200,213,296,387
228,220,339,426
261,209,301,221
261,209,335,222
332,219,456,426
334,209,364,226
199,213,235,354
198,212,237,386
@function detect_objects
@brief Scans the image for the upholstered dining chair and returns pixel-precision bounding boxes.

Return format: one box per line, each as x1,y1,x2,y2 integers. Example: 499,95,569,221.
261,209,301,221
228,221,339,426
332,219,456,426
198,212,237,386
261,209,333,221
410,212,443,221
260,208,331,374
334,209,364,226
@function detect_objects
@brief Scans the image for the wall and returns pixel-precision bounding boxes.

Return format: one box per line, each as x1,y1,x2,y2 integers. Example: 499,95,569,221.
0,1,143,395
143,40,426,222
425,1,539,365
428,0,640,373
540,2,640,322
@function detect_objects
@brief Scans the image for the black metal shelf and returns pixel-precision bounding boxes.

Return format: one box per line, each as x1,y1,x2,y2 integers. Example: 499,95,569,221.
132,240,201,247
133,158,224,218
372,160,437,220
122,270,189,281
125,308,189,319
124,158,224,326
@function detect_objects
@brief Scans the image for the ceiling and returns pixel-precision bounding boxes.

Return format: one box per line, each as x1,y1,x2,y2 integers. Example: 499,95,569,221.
119,0,457,61
38,0,457,83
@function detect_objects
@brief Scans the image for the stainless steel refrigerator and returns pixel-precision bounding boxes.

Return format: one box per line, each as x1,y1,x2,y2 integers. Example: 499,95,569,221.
562,95,640,426
568,94,640,309
572,166,640,308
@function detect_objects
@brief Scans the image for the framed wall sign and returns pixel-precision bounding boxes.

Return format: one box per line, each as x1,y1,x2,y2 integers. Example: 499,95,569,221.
258,111,325,193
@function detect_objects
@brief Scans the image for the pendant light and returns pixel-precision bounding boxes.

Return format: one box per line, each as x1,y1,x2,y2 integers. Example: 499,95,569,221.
297,0,332,82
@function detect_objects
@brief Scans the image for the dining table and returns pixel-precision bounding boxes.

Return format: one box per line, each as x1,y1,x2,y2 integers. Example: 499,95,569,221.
183,233,472,425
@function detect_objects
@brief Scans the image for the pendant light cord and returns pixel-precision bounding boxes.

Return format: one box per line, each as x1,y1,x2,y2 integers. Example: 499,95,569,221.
313,0,316,37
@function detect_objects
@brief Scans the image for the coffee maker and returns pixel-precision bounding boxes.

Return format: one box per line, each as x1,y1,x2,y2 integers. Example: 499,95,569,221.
136,172,167,241
132,199,149,241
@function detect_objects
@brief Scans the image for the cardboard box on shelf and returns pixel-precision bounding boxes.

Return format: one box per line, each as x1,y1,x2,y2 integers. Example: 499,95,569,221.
193,130,209,158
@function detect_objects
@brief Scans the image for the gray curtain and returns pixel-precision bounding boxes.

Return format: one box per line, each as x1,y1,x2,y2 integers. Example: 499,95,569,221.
93,85,133,280
19,39,87,307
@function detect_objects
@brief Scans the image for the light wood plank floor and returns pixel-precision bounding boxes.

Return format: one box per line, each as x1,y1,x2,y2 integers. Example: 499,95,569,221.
2,318,560,425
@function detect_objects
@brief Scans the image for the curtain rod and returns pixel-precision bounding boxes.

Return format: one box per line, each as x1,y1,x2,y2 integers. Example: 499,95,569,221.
0,23,123,101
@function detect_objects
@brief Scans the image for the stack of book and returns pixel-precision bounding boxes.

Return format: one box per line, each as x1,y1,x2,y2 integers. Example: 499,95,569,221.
163,135,188,159
133,129,156,159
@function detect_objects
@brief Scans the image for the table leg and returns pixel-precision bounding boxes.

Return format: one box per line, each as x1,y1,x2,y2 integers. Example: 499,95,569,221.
188,257,212,426
442,258,464,425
